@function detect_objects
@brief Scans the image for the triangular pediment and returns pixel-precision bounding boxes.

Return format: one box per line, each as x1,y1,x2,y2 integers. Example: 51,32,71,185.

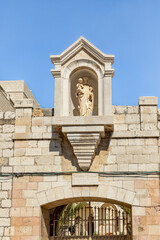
50,36,114,66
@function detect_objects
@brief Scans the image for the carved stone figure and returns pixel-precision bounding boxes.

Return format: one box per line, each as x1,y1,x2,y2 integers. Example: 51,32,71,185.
76,77,94,116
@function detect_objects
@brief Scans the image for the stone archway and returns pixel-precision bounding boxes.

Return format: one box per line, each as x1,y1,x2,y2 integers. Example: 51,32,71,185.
37,185,135,240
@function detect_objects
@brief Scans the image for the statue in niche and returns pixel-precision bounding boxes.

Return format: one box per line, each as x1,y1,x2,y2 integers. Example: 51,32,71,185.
76,77,94,116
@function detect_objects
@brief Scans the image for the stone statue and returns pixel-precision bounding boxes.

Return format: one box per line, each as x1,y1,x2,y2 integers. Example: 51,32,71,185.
76,77,94,116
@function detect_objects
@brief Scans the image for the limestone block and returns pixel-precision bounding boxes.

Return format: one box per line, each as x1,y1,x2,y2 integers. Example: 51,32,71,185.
106,155,116,164
14,99,34,108
26,148,41,156
109,139,117,146
124,190,135,205
0,141,13,149
3,125,14,133
128,139,144,146
114,124,128,131
118,164,128,171
4,111,15,119
43,176,57,182
142,146,158,154
149,225,160,235
111,146,126,155
132,206,145,216
2,149,13,157
43,117,52,126
32,117,43,126
26,198,39,207
0,134,12,142
20,157,34,166
0,209,9,217
141,123,157,130
2,182,12,190
2,199,11,208
125,114,140,124
15,109,24,117
31,126,47,133
140,106,157,114
1,166,12,173
38,182,52,191
114,106,128,114
35,156,54,165
126,146,142,155
139,96,158,106
123,181,134,191
141,114,157,123
128,164,138,171
114,114,125,124
128,124,140,131
38,140,50,148
145,138,157,145
0,218,10,227
15,126,26,133
37,191,48,206
104,164,117,171
127,106,139,114
32,132,43,139
0,227,4,236
22,190,36,198
0,112,4,119
117,139,128,146
117,154,133,163
14,148,26,157
0,191,8,199
72,173,98,186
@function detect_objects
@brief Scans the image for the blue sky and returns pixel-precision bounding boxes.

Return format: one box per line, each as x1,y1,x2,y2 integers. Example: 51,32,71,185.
0,0,160,108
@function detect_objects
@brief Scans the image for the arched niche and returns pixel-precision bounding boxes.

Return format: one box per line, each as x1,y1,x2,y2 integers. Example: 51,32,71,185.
61,59,104,116
70,66,98,116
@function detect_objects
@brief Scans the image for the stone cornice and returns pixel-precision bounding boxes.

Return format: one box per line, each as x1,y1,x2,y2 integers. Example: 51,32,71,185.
104,69,115,77
50,70,61,78
50,36,115,66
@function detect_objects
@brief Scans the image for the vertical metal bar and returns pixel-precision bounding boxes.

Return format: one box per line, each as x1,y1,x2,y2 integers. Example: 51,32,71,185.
115,209,117,235
95,206,96,237
108,207,110,238
85,206,86,236
78,207,79,236
101,207,103,236
81,207,83,236
105,207,106,238
112,209,114,236
89,201,91,237
98,207,100,236
126,212,128,236
122,211,125,235
68,210,69,237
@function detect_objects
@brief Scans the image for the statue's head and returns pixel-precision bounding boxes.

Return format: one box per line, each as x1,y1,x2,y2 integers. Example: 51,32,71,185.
83,77,88,84
78,78,83,84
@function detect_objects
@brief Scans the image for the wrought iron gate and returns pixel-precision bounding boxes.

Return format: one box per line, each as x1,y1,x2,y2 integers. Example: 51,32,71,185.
50,202,132,239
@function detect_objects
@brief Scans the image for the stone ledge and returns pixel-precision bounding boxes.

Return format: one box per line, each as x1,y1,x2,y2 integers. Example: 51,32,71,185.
139,96,158,106
14,99,34,108
52,116,113,127
72,173,99,186
112,130,159,138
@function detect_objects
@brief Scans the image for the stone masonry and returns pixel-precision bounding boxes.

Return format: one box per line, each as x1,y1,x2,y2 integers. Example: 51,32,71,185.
0,96,159,239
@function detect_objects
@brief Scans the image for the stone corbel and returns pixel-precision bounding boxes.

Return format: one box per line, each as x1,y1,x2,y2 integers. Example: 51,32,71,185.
52,116,114,171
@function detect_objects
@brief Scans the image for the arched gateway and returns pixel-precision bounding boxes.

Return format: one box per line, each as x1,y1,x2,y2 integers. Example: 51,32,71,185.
38,184,134,239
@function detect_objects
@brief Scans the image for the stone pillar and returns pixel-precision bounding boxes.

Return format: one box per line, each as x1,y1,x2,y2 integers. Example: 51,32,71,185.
139,96,158,131
14,99,33,139
103,71,113,116
62,77,70,116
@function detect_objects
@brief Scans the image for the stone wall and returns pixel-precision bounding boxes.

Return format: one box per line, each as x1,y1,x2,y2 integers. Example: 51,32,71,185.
0,98,160,239
0,111,15,239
